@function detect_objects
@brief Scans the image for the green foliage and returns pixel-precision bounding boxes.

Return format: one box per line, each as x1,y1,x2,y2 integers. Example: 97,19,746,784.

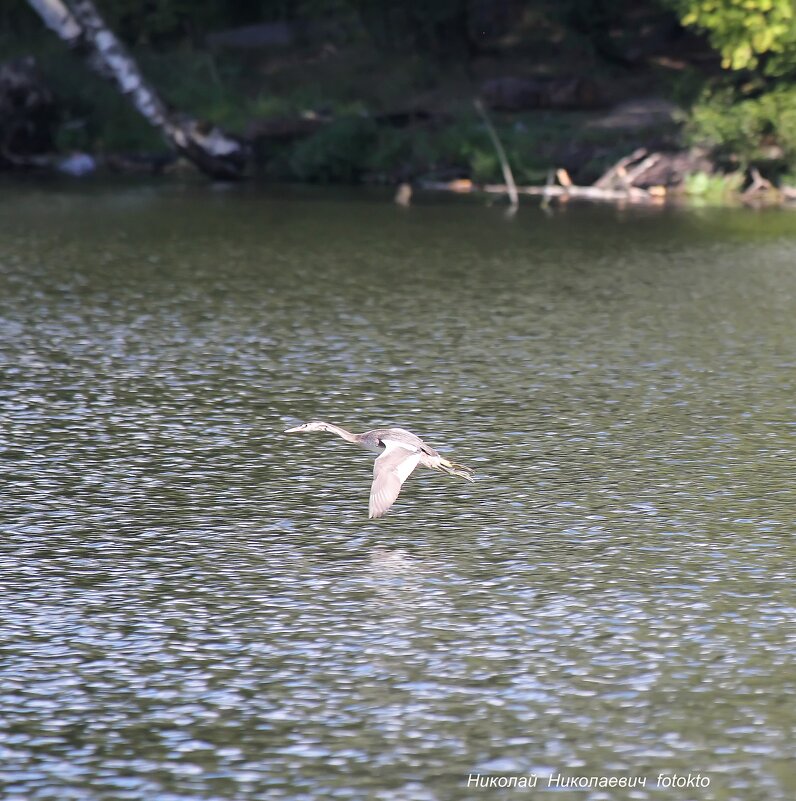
689,83,796,166
11,0,796,188
140,49,251,130
287,116,378,182
20,41,259,152
260,109,597,185
361,126,417,179
673,1,796,175
683,169,744,199
24,38,160,151
672,0,796,73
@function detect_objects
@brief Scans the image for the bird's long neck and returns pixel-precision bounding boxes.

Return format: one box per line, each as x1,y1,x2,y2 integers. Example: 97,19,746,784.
321,422,361,444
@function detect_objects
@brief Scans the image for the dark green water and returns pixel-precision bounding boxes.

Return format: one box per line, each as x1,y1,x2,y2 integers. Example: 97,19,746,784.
0,181,794,801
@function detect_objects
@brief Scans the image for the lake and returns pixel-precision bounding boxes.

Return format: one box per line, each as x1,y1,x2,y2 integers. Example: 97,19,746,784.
0,180,794,800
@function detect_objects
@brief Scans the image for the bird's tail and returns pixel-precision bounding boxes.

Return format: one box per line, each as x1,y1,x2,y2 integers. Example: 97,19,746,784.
438,457,475,482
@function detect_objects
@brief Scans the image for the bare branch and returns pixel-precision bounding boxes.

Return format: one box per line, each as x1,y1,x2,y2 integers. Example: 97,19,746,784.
474,98,518,210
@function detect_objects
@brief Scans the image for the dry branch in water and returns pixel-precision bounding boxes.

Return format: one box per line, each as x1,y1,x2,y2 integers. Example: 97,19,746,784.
473,98,519,210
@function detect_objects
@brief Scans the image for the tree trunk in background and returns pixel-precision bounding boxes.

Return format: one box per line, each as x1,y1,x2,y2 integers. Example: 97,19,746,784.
26,0,249,179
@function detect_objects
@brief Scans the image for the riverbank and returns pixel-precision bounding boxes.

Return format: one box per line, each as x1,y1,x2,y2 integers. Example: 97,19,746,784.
3,4,796,205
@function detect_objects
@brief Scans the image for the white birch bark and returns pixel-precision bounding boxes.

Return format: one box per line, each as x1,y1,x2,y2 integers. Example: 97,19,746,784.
26,0,82,41
26,0,248,179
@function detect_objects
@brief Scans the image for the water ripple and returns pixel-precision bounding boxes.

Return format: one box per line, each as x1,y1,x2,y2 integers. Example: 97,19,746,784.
0,188,794,800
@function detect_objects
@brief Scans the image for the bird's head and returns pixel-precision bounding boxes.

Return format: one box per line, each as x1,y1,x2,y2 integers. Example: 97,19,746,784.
284,420,331,434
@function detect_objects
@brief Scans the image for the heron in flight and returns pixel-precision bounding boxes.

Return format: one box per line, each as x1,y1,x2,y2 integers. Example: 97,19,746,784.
285,421,474,518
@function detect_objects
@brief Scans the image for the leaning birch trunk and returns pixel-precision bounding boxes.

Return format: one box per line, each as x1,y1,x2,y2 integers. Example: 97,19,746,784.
26,0,248,179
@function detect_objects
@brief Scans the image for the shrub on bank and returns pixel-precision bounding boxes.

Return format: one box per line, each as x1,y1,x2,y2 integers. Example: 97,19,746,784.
688,83,796,174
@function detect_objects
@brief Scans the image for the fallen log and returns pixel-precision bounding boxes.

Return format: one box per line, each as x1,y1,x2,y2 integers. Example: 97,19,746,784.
420,150,796,207
486,182,657,203
593,147,648,189
420,178,660,204
422,149,672,205
743,166,774,196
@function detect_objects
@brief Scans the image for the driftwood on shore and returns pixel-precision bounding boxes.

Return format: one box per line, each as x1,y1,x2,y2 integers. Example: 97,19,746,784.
420,146,796,207
420,151,668,205
421,149,697,205
489,148,669,205
26,0,248,179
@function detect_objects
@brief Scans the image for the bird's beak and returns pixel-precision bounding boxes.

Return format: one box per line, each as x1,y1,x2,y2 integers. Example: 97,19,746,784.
284,424,304,433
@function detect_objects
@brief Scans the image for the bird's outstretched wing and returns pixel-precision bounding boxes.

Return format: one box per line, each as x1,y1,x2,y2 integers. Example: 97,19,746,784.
369,441,422,519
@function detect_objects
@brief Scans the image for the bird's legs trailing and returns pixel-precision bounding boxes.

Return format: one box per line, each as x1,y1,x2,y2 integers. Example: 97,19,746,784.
436,457,475,482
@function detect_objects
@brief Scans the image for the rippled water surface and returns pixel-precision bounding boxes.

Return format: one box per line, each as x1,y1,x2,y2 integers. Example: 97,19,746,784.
1,182,794,800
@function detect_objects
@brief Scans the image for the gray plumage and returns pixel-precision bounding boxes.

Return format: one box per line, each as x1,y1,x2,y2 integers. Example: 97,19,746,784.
285,421,474,518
